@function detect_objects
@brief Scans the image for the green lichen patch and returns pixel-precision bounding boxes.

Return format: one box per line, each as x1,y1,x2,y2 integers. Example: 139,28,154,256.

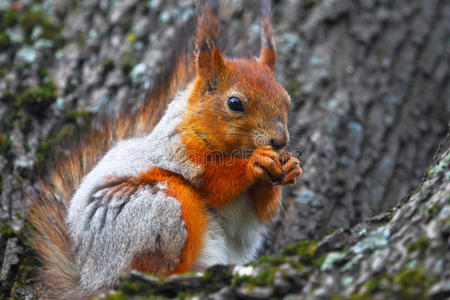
102,290,130,300
35,120,91,165
428,152,450,176
117,279,145,296
199,265,232,286
112,275,160,298
1,7,18,23
338,276,383,300
121,57,134,76
0,6,65,57
0,219,16,237
17,116,33,134
0,31,11,50
286,79,304,99
232,266,276,288
251,268,276,286
17,10,64,46
343,266,436,300
281,240,318,262
63,109,94,124
258,255,287,266
102,59,116,77
313,253,327,268
15,80,58,114
36,140,52,164
33,108,94,166
304,0,319,9
392,267,435,299
425,203,440,218
175,290,190,299
231,241,323,291
407,237,431,254
110,266,232,299
127,33,137,43
200,270,214,282
0,133,12,154
0,90,17,105
341,277,384,300
0,71,59,122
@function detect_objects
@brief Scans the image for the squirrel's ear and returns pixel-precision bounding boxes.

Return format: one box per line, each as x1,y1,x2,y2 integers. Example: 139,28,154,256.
194,0,225,80
196,44,225,79
259,0,276,72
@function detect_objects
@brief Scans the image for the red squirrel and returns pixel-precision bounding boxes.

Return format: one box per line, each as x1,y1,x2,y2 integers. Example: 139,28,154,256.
29,0,302,298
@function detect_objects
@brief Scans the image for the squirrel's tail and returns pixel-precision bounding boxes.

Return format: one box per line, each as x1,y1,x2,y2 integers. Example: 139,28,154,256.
28,184,82,299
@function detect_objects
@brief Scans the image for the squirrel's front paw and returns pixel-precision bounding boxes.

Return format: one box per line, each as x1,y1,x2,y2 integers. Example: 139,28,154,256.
279,150,302,186
249,146,285,185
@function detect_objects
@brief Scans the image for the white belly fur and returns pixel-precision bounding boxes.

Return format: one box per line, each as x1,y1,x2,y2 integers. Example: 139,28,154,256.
194,194,267,270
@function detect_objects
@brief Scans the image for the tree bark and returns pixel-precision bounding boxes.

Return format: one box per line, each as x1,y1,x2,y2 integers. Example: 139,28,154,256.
264,0,449,254
0,0,448,297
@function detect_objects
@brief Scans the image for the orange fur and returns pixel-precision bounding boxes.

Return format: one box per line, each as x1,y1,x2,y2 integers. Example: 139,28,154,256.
130,168,208,274
200,156,254,207
249,181,281,222
179,58,290,157
175,0,291,220
178,56,290,217
199,157,282,221
130,252,159,274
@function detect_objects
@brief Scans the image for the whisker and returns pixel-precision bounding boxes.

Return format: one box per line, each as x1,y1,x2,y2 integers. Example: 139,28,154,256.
279,197,290,220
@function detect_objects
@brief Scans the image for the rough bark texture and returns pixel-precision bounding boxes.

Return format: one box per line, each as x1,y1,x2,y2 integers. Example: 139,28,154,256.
266,0,449,253
0,0,448,298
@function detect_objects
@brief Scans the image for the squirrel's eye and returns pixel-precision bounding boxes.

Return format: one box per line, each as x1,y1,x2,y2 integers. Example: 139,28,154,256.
228,97,244,112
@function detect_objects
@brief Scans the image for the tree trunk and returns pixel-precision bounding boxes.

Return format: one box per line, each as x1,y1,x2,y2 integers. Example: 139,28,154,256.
0,0,448,297
264,0,449,254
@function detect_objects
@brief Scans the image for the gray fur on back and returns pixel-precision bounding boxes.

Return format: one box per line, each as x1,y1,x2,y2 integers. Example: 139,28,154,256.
76,185,186,292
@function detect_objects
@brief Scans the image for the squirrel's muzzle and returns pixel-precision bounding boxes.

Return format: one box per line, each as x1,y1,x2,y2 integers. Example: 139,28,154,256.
271,120,289,150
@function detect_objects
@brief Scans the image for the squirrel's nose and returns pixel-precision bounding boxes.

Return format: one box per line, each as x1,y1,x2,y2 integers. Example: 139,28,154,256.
271,129,289,150
270,119,289,150
270,135,288,150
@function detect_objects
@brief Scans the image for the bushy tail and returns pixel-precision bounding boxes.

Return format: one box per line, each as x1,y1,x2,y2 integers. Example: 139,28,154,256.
28,184,82,299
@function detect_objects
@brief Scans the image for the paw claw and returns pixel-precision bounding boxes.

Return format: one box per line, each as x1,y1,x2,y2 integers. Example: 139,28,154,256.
280,154,302,185
250,147,284,184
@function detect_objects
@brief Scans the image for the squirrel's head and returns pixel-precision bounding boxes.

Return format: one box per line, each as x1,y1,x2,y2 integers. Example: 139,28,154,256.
180,0,290,157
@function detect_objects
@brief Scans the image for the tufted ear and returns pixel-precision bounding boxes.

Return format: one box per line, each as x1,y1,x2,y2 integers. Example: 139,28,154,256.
196,43,225,80
194,0,225,80
259,0,276,72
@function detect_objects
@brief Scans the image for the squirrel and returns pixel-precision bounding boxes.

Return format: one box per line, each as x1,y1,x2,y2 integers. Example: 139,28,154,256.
28,0,302,298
